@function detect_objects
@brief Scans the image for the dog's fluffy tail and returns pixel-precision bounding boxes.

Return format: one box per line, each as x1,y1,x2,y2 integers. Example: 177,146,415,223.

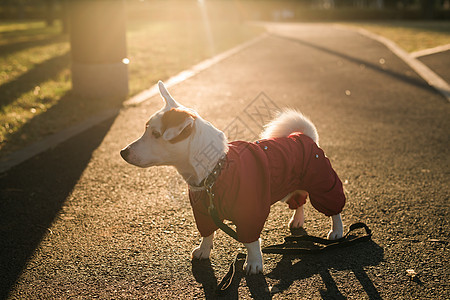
260,109,319,145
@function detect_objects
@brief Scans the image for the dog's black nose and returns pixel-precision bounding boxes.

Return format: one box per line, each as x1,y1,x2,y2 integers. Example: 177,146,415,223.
120,147,130,160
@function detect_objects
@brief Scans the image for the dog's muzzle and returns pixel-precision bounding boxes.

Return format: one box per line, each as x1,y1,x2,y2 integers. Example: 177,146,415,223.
120,147,130,161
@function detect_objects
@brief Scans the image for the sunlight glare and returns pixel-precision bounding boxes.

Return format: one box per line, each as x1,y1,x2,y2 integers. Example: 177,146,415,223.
197,0,215,56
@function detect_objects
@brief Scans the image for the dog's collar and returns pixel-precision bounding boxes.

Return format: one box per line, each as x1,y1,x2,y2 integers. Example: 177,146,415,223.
188,156,226,191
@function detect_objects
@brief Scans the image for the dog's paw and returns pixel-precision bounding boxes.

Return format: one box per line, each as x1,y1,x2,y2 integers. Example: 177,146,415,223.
244,257,263,275
327,228,343,240
192,246,212,260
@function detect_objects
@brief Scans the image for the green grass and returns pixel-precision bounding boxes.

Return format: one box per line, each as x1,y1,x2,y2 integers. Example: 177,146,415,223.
0,20,71,156
0,8,262,159
342,21,450,53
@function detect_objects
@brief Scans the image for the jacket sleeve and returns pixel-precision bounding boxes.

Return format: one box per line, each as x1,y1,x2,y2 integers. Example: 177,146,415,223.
189,190,218,237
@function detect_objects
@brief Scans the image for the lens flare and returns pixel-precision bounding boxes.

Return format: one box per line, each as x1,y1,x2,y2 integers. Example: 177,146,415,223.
197,0,215,56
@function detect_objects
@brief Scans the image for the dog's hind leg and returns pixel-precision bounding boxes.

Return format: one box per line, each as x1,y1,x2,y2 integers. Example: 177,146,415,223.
283,190,308,228
327,214,343,240
289,205,304,229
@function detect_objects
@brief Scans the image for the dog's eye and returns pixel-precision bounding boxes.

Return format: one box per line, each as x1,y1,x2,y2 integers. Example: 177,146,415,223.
152,130,161,139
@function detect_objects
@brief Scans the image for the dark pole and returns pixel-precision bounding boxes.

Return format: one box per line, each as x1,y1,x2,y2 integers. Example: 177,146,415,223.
44,0,55,27
69,0,128,100
61,0,69,34
421,0,436,19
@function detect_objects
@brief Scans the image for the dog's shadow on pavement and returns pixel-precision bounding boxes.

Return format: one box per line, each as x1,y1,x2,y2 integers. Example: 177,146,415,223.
191,259,219,299
266,239,384,300
192,257,273,300
192,230,383,299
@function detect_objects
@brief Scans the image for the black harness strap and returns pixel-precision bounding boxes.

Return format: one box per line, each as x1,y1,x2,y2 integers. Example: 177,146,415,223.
208,204,239,241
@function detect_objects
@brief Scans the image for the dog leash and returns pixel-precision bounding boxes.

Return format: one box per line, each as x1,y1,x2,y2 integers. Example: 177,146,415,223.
206,183,240,241
199,157,241,242
261,222,372,254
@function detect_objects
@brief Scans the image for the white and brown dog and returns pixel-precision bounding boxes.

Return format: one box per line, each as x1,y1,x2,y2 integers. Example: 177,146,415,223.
121,81,345,274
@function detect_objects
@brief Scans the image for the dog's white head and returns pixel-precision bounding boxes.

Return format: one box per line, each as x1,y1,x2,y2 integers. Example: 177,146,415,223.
121,81,228,185
120,81,196,167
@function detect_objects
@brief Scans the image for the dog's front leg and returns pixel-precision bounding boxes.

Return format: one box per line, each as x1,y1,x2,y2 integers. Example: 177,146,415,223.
244,239,263,274
327,213,344,240
192,232,214,259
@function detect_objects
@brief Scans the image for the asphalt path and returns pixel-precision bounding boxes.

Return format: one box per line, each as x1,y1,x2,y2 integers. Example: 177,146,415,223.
1,23,449,299
418,49,450,84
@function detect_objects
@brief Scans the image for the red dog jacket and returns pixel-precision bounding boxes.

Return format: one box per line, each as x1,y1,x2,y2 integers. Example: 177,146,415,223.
189,133,346,243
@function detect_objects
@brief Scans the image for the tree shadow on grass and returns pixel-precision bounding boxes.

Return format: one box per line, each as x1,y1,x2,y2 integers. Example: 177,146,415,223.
0,34,67,57
1,86,123,158
0,50,70,109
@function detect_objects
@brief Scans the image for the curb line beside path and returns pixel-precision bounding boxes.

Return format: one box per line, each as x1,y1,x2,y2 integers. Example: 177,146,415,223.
124,34,267,107
348,26,450,102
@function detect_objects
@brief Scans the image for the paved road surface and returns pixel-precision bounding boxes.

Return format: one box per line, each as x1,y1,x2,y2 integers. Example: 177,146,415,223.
418,49,450,84
1,24,449,299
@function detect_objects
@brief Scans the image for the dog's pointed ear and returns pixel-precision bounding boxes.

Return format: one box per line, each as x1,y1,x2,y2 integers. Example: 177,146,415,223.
158,81,179,109
161,109,196,143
